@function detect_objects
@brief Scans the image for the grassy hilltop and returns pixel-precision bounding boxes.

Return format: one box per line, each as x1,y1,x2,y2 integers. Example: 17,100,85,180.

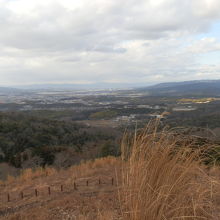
1,121,220,219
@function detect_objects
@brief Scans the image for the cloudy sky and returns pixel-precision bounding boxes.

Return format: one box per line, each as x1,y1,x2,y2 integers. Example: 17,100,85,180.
0,0,220,87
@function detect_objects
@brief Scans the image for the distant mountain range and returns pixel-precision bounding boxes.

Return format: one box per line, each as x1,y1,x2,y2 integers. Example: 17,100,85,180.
1,80,220,96
0,87,21,94
12,82,153,90
137,80,220,97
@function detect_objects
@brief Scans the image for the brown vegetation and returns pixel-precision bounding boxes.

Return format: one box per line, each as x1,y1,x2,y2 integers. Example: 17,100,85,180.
1,122,220,219
120,121,220,220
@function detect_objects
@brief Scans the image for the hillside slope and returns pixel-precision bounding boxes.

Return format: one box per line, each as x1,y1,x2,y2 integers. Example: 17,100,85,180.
1,127,220,220
0,157,121,220
138,80,220,96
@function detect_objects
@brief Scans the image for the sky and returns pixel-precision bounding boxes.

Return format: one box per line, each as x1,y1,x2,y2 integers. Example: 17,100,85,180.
0,0,220,87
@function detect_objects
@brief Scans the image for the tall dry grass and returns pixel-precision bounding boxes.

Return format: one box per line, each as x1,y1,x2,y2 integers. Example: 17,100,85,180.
120,120,217,220
67,156,119,180
19,167,57,182
6,167,57,184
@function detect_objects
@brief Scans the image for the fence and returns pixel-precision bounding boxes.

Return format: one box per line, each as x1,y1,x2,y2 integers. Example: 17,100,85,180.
4,176,115,203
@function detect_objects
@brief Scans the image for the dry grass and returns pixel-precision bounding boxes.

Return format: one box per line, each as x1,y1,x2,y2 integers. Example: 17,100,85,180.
5,167,57,186
0,180,4,186
67,156,120,180
2,122,220,220
120,120,218,220
4,207,116,220
19,167,57,182
0,156,120,220
1,157,119,191
6,175,16,184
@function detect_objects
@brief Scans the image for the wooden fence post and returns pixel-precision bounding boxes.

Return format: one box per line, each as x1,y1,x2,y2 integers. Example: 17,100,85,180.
7,193,10,202
74,182,77,190
111,177,114,185
20,191,24,199
35,189,38,197
48,187,51,195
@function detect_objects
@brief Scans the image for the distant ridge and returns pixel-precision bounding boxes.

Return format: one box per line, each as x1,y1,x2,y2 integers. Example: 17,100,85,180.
12,82,152,90
1,80,220,96
137,80,220,96
0,87,21,94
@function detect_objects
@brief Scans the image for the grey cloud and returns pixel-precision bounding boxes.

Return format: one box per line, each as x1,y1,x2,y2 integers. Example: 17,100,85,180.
0,0,218,51
0,0,220,85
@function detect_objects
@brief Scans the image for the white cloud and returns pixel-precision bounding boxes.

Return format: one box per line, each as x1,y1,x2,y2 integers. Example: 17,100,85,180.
0,0,220,86
187,37,220,53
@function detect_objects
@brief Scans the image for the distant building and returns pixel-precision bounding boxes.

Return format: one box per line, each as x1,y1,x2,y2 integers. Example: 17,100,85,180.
172,106,197,111
137,105,151,108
